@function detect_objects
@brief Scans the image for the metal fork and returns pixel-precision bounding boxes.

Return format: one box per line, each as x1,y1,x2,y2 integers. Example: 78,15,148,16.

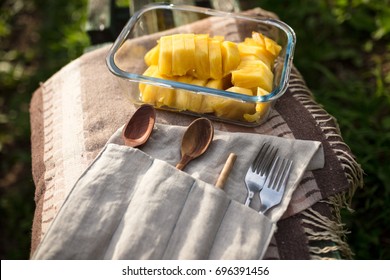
258,156,293,214
244,143,278,206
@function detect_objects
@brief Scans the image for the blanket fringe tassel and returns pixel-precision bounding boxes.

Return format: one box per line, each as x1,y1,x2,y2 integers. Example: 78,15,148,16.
289,68,364,259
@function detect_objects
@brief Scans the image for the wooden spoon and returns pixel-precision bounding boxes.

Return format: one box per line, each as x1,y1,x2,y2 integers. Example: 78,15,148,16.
176,118,214,170
122,105,156,148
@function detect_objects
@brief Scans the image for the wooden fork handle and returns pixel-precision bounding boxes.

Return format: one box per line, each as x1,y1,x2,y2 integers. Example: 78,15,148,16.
215,153,237,189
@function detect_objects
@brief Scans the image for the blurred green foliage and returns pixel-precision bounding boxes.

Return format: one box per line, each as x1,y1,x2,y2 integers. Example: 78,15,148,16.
0,0,89,259
0,0,389,259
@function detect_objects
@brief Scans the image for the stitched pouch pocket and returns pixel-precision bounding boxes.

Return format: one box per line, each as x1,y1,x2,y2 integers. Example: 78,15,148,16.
33,144,275,260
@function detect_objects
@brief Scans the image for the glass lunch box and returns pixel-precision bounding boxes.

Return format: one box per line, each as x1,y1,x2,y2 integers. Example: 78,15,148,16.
106,3,296,127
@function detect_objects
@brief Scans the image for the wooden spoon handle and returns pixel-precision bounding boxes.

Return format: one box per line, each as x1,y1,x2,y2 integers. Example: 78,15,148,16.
176,154,193,170
215,153,237,189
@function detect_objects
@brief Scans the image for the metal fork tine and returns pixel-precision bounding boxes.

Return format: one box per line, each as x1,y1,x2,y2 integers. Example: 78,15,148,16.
259,155,294,214
251,143,269,172
245,142,279,207
266,156,280,188
258,147,278,175
272,158,286,190
277,159,293,192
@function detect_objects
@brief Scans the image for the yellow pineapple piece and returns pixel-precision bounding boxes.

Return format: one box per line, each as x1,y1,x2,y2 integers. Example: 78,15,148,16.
194,34,210,79
213,35,225,42
237,59,273,70
158,35,173,76
144,43,160,66
142,65,158,76
175,75,194,111
208,38,223,80
213,86,256,120
243,37,258,46
231,68,273,92
156,87,175,107
264,36,282,57
144,70,176,107
171,34,187,76
140,65,159,103
237,43,273,68
156,85,175,108
139,65,158,93
221,41,240,76
227,86,254,95
141,84,158,104
255,87,271,114
244,87,271,122
251,32,265,46
186,78,208,112
208,75,231,89
232,60,273,91
240,55,261,61
252,32,282,58
200,79,226,113
171,34,196,76
183,33,196,73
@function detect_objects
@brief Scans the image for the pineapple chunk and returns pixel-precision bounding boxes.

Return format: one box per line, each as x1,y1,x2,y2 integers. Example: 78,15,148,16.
252,32,282,58
158,35,173,76
264,36,282,57
144,43,160,66
156,87,175,107
208,38,223,80
221,41,241,76
147,71,176,107
140,65,159,103
141,84,158,104
171,34,187,76
255,87,271,114
201,79,226,113
244,87,271,122
240,55,261,61
171,34,196,76
232,60,273,91
209,75,231,89
186,78,208,112
237,43,273,68
213,35,225,42
139,65,158,93
227,86,254,95
155,76,176,107
175,75,194,111
140,65,176,107
194,34,210,79
213,86,256,120
183,33,196,73
243,37,258,46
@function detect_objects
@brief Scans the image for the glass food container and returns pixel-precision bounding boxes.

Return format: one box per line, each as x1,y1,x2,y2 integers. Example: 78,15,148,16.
106,3,296,127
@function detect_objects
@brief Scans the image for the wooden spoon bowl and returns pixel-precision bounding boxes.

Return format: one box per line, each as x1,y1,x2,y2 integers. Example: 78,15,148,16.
176,118,214,170
122,105,156,148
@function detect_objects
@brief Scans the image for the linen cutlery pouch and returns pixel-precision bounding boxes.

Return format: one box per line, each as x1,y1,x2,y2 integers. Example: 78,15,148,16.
32,123,324,260
32,144,275,259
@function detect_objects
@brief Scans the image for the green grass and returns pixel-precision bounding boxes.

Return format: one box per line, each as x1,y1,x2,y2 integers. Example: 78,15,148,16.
1,0,389,259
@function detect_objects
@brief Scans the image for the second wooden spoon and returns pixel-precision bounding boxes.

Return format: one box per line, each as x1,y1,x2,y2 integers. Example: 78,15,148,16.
176,118,214,171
